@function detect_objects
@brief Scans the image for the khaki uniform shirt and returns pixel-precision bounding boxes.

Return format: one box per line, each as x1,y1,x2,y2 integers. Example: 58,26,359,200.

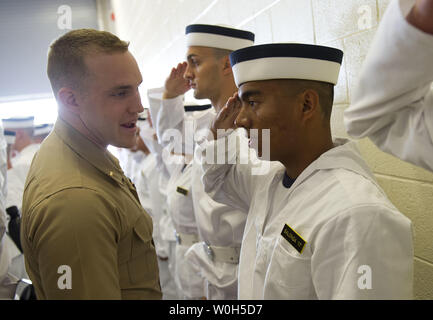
21,118,162,299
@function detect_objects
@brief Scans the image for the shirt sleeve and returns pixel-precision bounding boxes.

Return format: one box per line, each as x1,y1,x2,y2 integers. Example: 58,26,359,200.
311,205,413,299
196,129,272,212
344,0,433,171
145,166,169,258
147,87,185,149
24,188,123,299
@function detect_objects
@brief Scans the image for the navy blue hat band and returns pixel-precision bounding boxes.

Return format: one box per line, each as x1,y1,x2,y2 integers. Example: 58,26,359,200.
230,43,343,67
186,24,254,41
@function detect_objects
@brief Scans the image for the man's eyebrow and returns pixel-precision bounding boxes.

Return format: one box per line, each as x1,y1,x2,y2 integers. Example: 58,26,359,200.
109,85,133,91
110,80,142,91
239,90,262,100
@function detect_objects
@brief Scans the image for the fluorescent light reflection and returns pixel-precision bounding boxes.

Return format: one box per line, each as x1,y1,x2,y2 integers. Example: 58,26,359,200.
0,98,58,125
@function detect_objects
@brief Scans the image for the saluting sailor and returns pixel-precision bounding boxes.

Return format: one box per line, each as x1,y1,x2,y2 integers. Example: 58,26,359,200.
198,43,414,299
147,24,255,299
344,0,433,172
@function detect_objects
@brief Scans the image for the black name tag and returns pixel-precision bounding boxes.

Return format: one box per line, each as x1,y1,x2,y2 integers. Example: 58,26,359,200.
176,186,188,196
281,224,306,254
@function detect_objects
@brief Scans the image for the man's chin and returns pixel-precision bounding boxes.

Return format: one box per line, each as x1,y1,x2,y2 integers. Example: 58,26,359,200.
111,139,135,149
193,89,205,100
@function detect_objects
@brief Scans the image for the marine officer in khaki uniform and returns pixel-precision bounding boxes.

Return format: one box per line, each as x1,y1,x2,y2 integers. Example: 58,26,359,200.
20,29,162,300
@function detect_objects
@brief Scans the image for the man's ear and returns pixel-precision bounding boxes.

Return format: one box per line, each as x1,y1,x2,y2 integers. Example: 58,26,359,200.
300,89,319,121
222,55,232,75
58,87,81,115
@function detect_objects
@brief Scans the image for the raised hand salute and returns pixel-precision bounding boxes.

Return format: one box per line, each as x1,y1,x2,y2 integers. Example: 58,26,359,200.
211,93,241,139
163,62,191,99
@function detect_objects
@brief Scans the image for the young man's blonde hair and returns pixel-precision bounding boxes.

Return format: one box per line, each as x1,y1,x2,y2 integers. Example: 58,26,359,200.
47,29,129,96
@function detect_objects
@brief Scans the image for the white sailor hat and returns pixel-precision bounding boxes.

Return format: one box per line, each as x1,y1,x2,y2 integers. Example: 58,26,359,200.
229,43,344,87
185,24,255,51
4,130,16,145
2,116,35,130
34,123,53,136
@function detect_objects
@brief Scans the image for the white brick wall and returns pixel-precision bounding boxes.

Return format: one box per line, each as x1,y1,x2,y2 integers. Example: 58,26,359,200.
110,0,433,300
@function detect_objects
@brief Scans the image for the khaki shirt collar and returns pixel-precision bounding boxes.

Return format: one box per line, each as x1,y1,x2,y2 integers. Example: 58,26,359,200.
54,117,125,185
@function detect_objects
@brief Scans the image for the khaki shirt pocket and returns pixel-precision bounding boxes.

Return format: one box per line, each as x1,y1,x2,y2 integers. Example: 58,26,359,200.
127,215,158,285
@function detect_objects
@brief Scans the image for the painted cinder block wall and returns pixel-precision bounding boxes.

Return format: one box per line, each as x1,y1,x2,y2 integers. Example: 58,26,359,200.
109,0,433,299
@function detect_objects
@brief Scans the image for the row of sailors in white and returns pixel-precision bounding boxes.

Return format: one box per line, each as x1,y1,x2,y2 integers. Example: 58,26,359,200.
144,23,255,300
0,117,53,298
120,0,431,299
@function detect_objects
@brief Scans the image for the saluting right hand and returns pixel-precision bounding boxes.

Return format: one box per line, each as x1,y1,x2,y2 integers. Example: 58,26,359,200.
163,62,191,99
211,93,241,139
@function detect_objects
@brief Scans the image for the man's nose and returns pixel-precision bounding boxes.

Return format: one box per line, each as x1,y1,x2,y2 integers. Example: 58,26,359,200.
131,90,144,113
183,63,193,80
234,105,251,130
